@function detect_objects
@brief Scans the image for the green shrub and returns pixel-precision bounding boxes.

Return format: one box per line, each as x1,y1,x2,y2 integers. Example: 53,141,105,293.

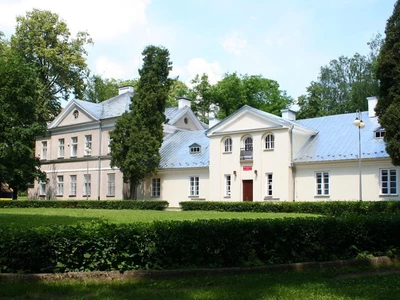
2,215,400,273
0,200,168,210
179,201,400,216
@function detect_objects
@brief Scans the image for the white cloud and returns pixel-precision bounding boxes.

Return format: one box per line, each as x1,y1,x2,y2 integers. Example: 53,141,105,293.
0,0,151,42
186,58,223,85
221,32,248,55
95,56,131,79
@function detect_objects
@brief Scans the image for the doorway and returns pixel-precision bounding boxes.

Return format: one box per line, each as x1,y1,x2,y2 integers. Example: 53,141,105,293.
242,180,253,201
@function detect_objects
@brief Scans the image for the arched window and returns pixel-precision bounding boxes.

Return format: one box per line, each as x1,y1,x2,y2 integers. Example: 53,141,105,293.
224,138,232,152
244,137,253,151
265,134,275,149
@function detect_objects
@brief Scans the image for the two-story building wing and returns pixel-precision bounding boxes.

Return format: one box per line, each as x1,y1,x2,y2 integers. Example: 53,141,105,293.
31,89,400,207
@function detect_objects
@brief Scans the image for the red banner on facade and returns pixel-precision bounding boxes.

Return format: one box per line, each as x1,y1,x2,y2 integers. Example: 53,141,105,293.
243,166,252,171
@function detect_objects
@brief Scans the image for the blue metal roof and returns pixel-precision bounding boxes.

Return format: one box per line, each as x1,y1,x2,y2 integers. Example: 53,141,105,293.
159,130,209,169
294,111,388,163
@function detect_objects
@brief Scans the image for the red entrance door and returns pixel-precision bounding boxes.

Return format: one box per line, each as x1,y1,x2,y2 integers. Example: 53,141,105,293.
243,180,253,202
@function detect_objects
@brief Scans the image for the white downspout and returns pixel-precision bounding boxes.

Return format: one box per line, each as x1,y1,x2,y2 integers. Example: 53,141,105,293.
98,122,102,200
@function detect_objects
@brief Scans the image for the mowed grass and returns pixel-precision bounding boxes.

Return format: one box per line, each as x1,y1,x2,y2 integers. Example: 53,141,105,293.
0,208,318,228
1,266,400,299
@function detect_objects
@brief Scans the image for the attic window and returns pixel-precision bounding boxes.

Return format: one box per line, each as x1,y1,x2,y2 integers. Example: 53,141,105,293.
189,143,201,154
375,129,385,139
184,117,188,124
73,110,79,119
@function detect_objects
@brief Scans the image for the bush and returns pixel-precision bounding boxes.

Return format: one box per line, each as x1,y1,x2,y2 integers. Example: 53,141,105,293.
0,200,168,210
179,201,400,216
2,215,400,273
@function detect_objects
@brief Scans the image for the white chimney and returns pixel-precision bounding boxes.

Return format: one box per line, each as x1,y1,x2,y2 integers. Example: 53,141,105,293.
281,109,297,121
118,86,134,95
367,96,378,118
178,97,191,109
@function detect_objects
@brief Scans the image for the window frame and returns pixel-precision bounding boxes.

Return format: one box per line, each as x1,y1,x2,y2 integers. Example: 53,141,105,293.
58,138,65,158
244,136,253,151
107,173,115,197
224,138,232,153
189,176,200,196
39,180,46,196
266,173,273,196
190,146,200,154
83,174,91,197
315,171,330,196
84,135,92,156
71,137,78,157
224,174,231,197
152,178,161,197
41,141,47,160
265,133,275,150
69,175,77,196
380,169,398,195
57,175,64,196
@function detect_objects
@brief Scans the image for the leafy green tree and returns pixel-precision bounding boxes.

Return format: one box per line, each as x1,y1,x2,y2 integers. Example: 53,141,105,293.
0,39,46,198
376,1,400,165
211,73,292,119
187,74,213,123
167,79,189,107
84,75,120,103
11,9,92,122
110,45,172,199
297,35,381,119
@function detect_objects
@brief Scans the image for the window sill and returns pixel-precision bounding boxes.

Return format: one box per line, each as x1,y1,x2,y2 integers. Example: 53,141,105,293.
56,195,63,197
70,156,77,158
223,196,231,199
188,195,200,198
264,196,279,200
69,195,77,197
57,157,64,159
223,151,232,154
82,195,91,197
379,194,398,197
314,195,330,198
106,195,115,197
263,149,274,152
151,196,160,198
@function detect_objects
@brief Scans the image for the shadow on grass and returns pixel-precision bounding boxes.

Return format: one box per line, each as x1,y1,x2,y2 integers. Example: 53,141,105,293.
0,213,101,228
1,268,400,299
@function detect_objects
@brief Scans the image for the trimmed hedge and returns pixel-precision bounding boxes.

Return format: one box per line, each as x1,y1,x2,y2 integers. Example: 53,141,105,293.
179,201,400,216
0,200,168,210
1,215,400,273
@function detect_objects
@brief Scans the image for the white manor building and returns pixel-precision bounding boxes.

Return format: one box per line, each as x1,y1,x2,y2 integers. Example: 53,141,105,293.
30,86,400,207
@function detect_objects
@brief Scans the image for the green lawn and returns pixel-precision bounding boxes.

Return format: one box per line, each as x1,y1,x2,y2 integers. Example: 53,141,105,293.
1,266,400,299
0,208,318,228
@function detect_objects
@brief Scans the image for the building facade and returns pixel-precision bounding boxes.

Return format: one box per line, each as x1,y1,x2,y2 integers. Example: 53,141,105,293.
30,89,400,207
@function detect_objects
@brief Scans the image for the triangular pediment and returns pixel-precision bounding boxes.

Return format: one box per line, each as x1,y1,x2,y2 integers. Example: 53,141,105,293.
167,106,205,131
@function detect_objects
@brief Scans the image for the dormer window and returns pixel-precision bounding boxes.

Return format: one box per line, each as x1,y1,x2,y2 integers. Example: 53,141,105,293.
189,143,201,154
375,128,385,139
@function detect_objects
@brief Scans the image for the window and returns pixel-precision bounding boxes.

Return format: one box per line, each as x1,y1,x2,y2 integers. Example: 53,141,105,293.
83,174,91,196
41,141,47,160
244,137,253,151
380,169,397,195
71,137,78,157
189,143,201,154
316,172,329,196
57,176,64,196
107,173,115,196
70,175,77,196
375,129,385,139
84,135,92,156
265,134,275,150
266,173,273,196
152,178,161,197
73,110,79,119
190,176,199,196
58,138,65,158
225,175,231,197
224,138,232,152
39,180,46,196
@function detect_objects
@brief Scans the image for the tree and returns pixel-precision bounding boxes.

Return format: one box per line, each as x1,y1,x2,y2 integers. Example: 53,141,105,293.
187,74,213,123
167,79,189,107
84,75,120,103
297,35,381,119
211,73,292,119
0,38,46,198
11,9,92,122
110,45,172,199
376,1,400,166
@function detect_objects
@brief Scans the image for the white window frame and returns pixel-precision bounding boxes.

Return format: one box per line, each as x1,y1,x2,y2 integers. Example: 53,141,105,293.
70,175,77,196
57,175,64,196
58,138,65,158
107,173,115,196
380,169,397,195
190,146,200,154
315,172,329,196
152,178,161,197
265,134,275,150
189,176,199,196
84,135,92,156
224,174,231,197
83,174,91,196
39,180,46,195
244,137,253,151
71,137,78,157
266,173,273,196
224,138,232,153
41,141,47,160
375,129,385,139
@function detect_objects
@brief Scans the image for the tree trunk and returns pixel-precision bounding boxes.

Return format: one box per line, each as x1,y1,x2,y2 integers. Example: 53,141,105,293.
12,187,18,200
129,180,136,199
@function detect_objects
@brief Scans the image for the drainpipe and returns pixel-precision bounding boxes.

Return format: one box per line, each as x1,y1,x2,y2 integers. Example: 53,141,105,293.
289,125,295,202
98,122,102,200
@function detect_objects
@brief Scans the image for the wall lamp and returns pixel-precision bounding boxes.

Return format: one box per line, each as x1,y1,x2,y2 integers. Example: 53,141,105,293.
254,170,258,175
233,171,237,176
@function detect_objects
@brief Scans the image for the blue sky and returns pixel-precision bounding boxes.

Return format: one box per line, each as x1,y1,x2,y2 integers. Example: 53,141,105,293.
0,0,395,100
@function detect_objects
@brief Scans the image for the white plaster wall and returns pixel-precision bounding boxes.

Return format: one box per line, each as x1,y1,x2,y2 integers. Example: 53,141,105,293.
58,108,93,127
295,159,400,201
